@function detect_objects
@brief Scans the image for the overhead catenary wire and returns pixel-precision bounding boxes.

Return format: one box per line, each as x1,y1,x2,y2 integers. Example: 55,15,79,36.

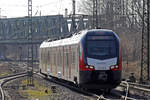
0,0,73,18
0,1,57,8
58,0,63,14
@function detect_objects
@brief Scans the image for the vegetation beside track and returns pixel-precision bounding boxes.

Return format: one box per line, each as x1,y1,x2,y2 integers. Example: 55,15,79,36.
0,63,12,77
20,79,51,99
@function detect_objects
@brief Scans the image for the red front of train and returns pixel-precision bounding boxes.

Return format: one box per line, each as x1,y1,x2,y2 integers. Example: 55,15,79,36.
78,29,122,90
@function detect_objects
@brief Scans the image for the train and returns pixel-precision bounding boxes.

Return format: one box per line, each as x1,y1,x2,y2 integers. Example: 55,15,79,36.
39,29,122,92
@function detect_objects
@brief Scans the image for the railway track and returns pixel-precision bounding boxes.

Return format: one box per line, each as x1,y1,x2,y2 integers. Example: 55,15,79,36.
117,81,150,99
37,73,136,100
36,73,104,99
1,72,149,100
0,73,27,100
128,82,150,90
120,81,150,93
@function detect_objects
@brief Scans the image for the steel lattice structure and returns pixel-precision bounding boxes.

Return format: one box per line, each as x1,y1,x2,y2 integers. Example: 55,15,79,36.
92,0,98,29
141,0,150,83
27,0,34,86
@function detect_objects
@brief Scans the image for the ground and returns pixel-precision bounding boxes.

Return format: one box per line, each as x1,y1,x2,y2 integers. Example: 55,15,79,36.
3,75,93,100
122,61,141,82
0,62,14,77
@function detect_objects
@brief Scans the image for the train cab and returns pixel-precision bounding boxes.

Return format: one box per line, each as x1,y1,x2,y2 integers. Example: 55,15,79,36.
79,29,122,89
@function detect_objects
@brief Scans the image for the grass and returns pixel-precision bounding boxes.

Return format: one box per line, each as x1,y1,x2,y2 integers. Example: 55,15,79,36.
21,90,51,98
20,79,51,99
0,62,11,77
0,72,10,76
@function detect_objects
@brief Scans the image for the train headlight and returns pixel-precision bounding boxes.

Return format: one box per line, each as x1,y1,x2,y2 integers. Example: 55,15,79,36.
89,65,94,69
110,65,119,70
86,65,95,69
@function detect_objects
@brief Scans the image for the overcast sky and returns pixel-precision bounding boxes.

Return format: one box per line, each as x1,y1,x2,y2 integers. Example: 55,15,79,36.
0,0,80,18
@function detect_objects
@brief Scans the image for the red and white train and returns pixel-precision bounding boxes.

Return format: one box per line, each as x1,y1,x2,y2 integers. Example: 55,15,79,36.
39,29,122,91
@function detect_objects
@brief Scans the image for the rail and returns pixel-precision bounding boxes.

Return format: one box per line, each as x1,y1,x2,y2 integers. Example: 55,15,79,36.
37,73,104,99
37,73,134,100
120,81,150,93
121,81,129,100
0,73,28,100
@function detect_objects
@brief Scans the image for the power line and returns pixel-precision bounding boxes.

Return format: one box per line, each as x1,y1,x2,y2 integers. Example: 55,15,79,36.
0,1,57,8
58,0,63,14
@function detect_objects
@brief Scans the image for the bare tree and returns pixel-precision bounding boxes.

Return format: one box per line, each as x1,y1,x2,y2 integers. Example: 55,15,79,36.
78,0,143,67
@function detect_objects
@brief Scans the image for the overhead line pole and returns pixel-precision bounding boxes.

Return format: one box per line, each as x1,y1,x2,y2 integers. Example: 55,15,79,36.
0,8,1,18
93,0,98,29
147,0,150,80
27,0,34,86
141,0,150,83
72,0,76,32
140,0,145,83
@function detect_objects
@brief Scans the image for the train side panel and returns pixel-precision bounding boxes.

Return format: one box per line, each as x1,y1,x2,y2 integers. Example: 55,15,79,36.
40,47,49,76
40,43,80,83
40,48,47,75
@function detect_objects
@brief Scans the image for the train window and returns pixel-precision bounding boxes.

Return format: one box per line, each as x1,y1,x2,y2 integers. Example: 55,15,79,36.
45,49,48,70
87,40,116,59
40,49,43,66
40,49,42,62
72,51,75,64
42,49,45,67
52,49,54,66
54,53,56,66
43,49,45,65
58,48,60,67
53,50,55,67
48,51,50,65
56,48,58,68
66,52,69,67
49,48,51,67
87,35,114,40
59,48,62,67
43,49,46,71
77,46,79,72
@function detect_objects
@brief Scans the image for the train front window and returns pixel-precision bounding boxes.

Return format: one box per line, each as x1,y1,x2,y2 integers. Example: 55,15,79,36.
87,40,117,59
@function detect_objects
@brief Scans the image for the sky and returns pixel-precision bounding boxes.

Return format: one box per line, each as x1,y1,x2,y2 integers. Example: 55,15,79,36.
0,0,80,18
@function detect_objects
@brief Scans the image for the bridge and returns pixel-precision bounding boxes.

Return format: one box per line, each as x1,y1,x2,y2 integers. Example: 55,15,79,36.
0,15,90,60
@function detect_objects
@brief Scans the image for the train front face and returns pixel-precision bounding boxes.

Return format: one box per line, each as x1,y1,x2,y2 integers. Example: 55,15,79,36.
79,29,122,90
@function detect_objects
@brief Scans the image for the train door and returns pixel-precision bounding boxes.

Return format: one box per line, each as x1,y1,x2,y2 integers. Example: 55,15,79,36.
57,47,62,78
50,47,52,73
61,47,65,78
47,48,50,75
64,46,69,80
76,45,80,82
42,48,46,73
71,45,76,81
42,48,47,74
39,48,43,72
43,48,47,73
75,45,79,75
69,46,71,80
51,48,55,75
55,47,57,76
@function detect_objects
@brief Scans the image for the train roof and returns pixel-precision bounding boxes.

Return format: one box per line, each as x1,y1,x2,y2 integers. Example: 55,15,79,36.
40,29,116,48
87,29,115,35
40,30,88,48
